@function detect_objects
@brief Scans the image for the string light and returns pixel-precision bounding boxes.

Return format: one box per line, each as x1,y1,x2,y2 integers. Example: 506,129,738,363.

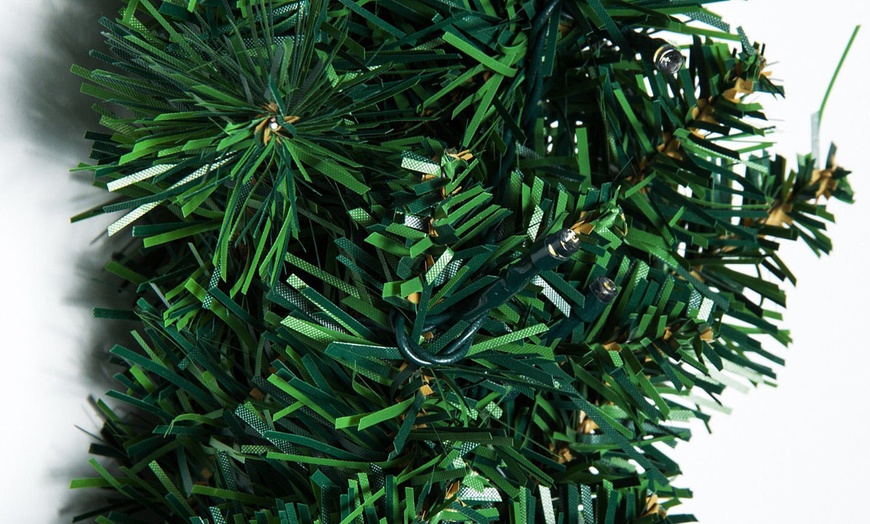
395,227,583,366
623,30,684,74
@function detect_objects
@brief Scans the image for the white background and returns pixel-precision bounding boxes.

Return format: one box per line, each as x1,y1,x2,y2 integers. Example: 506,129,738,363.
0,1,867,522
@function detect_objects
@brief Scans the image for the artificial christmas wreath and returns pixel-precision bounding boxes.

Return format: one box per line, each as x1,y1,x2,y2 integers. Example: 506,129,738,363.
70,1,854,522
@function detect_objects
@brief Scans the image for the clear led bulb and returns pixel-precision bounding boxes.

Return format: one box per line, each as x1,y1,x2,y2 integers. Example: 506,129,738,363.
559,228,580,252
545,228,582,260
653,44,684,75
590,276,618,304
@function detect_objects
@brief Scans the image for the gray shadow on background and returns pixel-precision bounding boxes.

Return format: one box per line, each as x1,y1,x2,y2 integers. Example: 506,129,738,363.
17,0,147,521
25,0,118,158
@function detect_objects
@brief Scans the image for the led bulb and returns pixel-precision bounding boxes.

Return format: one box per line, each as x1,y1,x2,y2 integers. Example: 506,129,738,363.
653,44,684,75
545,228,582,261
559,228,580,253
590,276,618,303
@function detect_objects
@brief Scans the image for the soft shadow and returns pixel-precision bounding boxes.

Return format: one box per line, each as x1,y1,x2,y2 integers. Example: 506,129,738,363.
21,0,122,159
16,1,144,522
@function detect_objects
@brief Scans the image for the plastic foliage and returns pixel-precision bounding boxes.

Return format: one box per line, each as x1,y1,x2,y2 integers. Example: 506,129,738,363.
70,1,853,523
